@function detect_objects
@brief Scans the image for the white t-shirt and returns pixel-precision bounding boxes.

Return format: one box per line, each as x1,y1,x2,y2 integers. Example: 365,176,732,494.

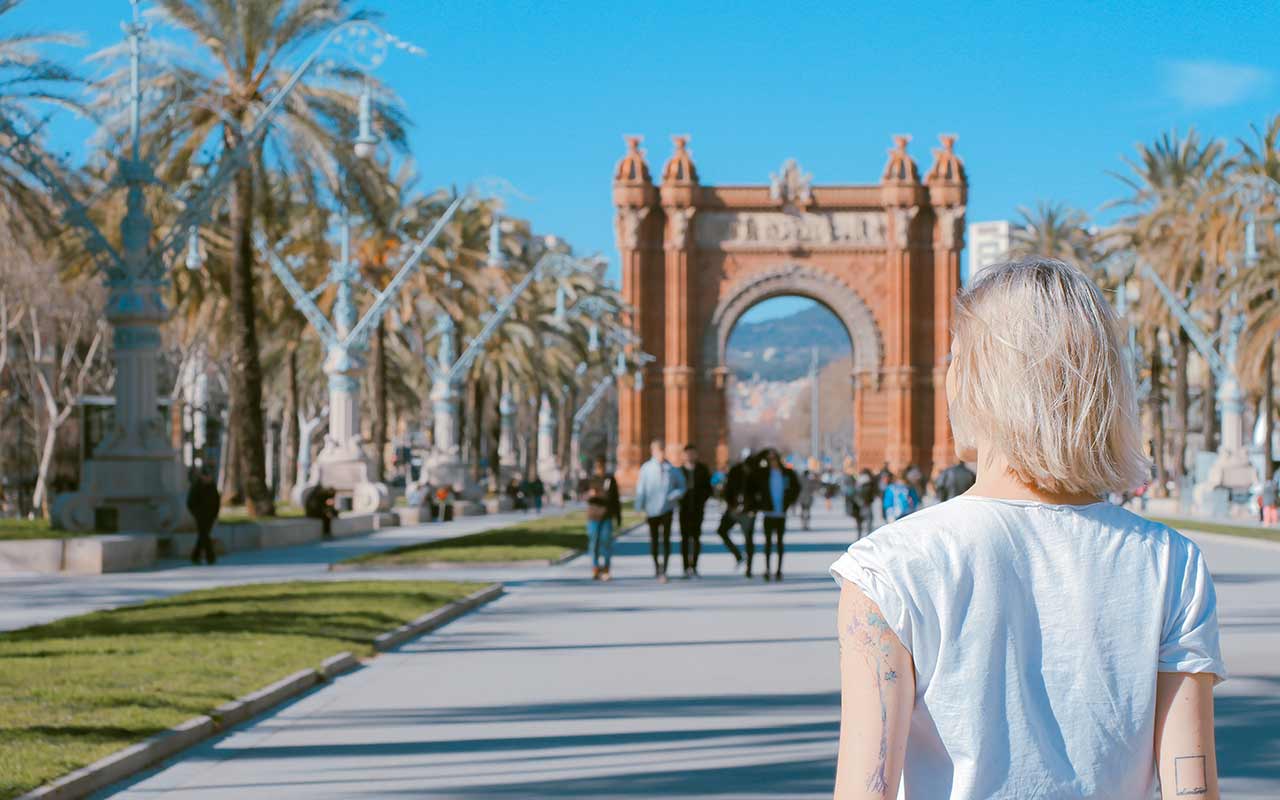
829,496,1226,800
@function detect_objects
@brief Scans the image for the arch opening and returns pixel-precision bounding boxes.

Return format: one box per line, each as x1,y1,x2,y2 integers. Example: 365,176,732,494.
722,295,855,469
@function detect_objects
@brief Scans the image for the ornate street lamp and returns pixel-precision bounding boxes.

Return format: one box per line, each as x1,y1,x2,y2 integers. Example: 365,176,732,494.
261,197,466,511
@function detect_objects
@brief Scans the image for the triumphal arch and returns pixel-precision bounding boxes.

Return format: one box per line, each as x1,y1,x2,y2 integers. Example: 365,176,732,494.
612,133,967,486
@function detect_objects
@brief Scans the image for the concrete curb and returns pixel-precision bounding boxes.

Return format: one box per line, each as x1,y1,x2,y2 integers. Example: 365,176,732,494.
373,583,504,652
18,585,503,800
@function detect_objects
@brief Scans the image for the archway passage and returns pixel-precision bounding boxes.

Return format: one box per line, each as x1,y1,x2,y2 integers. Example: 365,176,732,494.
723,296,856,468
612,134,968,487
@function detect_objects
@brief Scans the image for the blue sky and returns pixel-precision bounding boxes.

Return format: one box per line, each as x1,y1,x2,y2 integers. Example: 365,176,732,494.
8,0,1279,324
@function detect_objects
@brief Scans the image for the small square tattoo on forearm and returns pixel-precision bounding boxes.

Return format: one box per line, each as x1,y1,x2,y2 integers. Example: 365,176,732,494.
1174,755,1207,796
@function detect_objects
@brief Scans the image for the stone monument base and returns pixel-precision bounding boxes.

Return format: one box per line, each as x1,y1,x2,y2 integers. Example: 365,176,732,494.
295,453,390,513
52,451,192,533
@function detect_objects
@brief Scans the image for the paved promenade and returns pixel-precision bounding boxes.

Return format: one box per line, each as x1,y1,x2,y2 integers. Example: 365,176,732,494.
86,504,1280,799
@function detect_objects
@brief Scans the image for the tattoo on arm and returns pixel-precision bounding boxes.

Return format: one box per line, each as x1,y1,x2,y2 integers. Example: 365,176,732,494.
1173,755,1207,796
840,594,902,795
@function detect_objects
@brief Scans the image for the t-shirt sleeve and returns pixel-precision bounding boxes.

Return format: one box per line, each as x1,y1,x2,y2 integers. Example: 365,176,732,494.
830,536,916,658
1159,539,1227,684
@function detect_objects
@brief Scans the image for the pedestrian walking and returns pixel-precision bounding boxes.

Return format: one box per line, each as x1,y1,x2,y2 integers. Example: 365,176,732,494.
797,470,818,530
584,457,621,581
830,257,1225,799
714,449,752,568
634,439,686,583
754,448,800,581
526,476,545,514
880,471,920,523
678,444,712,578
848,469,875,538
934,460,976,502
185,466,221,565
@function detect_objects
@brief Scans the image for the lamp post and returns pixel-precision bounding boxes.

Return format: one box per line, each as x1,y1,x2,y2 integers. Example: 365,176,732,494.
1,1,411,531
416,239,604,512
260,196,465,511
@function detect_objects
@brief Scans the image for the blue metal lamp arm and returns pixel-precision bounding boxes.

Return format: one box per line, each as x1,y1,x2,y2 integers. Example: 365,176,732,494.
257,233,342,350
1136,259,1229,380
0,116,126,278
345,192,467,347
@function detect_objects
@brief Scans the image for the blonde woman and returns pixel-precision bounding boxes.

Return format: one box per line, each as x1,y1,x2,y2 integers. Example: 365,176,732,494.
831,258,1225,799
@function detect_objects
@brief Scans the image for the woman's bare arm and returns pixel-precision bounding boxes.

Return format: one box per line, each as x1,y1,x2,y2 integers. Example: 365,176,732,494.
1155,672,1219,799
835,580,914,799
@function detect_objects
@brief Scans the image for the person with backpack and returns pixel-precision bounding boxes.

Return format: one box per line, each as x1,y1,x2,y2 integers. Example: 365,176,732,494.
584,457,622,581
881,471,920,523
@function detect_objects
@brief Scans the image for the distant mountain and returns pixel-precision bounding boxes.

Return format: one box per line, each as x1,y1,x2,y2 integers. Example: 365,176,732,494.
725,303,852,382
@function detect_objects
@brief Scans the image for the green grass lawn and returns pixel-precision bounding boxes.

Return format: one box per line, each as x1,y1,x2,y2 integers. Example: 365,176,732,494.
1147,514,1280,545
217,503,306,525
0,579,482,799
0,518,110,541
341,509,645,568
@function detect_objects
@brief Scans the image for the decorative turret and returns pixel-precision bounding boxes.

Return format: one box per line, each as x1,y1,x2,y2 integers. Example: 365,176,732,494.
661,135,699,185
614,135,652,184
880,135,920,184
613,135,657,210
880,135,925,247
660,135,698,240
925,134,967,208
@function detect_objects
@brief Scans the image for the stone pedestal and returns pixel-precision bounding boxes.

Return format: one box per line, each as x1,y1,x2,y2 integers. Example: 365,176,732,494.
1194,377,1256,511
298,362,389,513
53,281,191,532
536,393,561,487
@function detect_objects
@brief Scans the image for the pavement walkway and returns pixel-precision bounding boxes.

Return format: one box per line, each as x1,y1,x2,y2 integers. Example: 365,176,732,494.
89,505,1280,799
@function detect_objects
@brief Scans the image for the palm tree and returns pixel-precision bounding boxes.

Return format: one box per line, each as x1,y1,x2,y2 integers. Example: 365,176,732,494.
1009,201,1095,266
1109,130,1227,486
89,0,410,516
0,0,83,241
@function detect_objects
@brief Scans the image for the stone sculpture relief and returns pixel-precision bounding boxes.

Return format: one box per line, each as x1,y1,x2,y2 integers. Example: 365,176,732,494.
694,210,888,249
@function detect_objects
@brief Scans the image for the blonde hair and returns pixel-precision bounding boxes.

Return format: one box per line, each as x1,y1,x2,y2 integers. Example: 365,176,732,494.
948,257,1148,496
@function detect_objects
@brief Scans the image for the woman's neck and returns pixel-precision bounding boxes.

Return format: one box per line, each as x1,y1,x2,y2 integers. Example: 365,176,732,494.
965,446,1099,506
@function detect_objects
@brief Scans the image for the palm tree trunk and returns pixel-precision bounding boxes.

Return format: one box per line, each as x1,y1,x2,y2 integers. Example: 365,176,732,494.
280,346,299,502
1202,363,1218,455
471,378,485,485
372,320,387,481
1266,341,1275,482
1149,328,1166,495
488,377,502,490
226,155,274,516
1172,328,1190,483
222,402,243,504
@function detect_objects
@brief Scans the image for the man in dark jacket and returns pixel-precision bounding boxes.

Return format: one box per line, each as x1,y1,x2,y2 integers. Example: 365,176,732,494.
186,466,221,565
714,450,752,567
753,448,801,581
935,461,977,502
305,483,338,538
678,444,713,578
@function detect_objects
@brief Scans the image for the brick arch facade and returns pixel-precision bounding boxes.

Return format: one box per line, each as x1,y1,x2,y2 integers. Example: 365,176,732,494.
612,134,967,486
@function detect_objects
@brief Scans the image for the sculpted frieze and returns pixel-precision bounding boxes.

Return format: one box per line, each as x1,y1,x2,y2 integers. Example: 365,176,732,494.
694,210,888,250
